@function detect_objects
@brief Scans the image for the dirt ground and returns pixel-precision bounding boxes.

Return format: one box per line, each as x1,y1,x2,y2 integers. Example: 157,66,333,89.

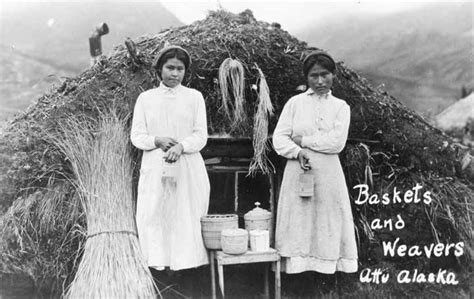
150,265,359,299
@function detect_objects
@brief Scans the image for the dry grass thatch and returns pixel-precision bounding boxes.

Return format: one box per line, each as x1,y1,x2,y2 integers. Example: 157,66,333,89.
0,9,472,295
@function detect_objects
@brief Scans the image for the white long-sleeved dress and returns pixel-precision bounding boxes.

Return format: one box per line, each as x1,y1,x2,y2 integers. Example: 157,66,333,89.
272,88,358,274
131,83,210,270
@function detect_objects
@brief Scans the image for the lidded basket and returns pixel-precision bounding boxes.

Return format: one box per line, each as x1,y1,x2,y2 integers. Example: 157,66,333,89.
244,202,272,232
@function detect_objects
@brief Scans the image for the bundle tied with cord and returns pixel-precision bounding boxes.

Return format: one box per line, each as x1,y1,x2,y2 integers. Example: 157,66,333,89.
249,63,274,176
50,112,157,298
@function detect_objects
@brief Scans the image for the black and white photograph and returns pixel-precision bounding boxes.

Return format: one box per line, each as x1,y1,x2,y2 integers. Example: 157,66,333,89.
0,0,472,298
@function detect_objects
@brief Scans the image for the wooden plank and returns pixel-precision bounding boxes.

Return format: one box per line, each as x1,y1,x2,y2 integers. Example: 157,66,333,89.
217,254,280,265
216,248,277,257
206,165,249,172
216,249,280,265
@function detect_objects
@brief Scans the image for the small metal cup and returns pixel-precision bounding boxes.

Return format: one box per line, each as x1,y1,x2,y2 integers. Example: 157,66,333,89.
298,173,314,198
162,161,179,178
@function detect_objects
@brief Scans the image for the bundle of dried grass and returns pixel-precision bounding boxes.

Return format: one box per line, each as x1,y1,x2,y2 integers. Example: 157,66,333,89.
218,57,246,127
249,64,274,176
50,113,157,298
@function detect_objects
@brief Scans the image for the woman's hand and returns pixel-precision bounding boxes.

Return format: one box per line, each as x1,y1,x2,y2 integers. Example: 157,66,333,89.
297,149,311,170
164,143,184,163
292,136,303,147
155,137,178,151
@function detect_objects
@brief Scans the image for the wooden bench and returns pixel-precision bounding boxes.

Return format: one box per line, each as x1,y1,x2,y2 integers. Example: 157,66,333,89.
209,249,281,299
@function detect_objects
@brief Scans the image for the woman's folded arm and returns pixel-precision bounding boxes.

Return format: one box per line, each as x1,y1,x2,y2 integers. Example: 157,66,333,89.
273,100,302,159
301,103,350,154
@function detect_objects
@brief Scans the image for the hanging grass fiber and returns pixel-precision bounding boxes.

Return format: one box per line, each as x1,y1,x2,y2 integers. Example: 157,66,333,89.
249,64,274,176
218,57,246,128
50,112,157,298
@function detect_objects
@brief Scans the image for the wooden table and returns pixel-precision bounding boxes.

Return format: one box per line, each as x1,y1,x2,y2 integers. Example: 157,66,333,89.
209,249,281,299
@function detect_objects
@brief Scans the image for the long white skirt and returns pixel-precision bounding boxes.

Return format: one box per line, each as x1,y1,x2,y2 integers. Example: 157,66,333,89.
276,151,358,274
136,151,210,270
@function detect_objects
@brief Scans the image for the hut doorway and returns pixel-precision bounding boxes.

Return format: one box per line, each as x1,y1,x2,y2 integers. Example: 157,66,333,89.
203,137,277,229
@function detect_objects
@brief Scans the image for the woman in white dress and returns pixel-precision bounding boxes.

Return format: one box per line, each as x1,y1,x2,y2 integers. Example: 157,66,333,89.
273,51,358,292
131,45,210,274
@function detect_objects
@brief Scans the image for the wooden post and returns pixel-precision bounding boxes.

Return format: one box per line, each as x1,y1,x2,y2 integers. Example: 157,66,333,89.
275,259,281,299
234,172,239,213
218,263,225,297
210,251,216,299
264,263,269,298
269,173,275,246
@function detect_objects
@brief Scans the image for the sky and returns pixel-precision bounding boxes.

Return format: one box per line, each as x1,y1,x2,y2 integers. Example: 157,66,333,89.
161,0,436,32
0,1,466,33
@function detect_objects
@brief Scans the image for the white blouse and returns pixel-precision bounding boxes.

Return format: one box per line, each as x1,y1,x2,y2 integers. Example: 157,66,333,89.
273,89,350,158
130,84,207,155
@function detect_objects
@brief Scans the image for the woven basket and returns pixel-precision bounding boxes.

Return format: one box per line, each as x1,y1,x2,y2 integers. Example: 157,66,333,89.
201,214,238,249
221,229,248,255
244,202,272,232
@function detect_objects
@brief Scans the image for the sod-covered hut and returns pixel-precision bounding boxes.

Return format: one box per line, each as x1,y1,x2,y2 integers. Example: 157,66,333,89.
435,93,474,148
0,10,472,296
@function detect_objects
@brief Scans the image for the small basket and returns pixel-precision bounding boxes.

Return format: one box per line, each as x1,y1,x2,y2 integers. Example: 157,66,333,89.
221,229,248,255
201,214,238,250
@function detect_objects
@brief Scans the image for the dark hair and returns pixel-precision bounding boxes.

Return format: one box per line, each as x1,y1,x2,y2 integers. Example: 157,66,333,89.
303,54,336,78
155,48,190,79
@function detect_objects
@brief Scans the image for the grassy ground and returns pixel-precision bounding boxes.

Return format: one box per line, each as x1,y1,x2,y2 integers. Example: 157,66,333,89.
1,264,472,298
147,264,472,299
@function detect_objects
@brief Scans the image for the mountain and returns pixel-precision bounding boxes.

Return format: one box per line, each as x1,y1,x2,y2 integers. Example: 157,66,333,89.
0,1,183,71
0,48,71,123
296,2,473,118
0,1,182,121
